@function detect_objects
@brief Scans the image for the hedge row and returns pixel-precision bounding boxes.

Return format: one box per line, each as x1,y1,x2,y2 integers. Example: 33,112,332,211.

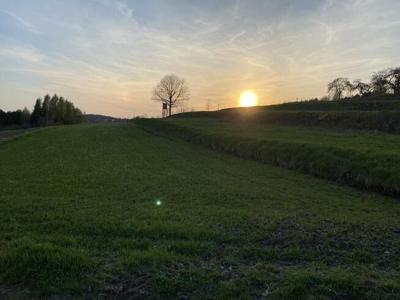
266,96,400,111
173,110,400,133
136,119,400,198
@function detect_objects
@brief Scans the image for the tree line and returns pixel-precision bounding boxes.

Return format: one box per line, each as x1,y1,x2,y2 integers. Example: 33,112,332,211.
0,94,84,128
328,67,400,100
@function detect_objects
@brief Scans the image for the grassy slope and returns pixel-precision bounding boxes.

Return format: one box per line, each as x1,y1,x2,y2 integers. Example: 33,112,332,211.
166,118,400,156
1,123,400,298
178,96,400,115
140,118,400,197
173,110,400,133
174,97,400,133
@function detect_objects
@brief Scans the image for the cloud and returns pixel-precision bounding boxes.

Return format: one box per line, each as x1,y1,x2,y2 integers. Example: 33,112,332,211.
0,46,43,63
0,9,40,34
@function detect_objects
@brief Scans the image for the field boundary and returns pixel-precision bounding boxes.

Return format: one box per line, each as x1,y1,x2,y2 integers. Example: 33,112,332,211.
136,119,400,198
172,110,400,133
0,128,38,144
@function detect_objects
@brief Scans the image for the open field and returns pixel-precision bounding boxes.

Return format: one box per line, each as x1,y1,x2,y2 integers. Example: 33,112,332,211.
1,123,400,299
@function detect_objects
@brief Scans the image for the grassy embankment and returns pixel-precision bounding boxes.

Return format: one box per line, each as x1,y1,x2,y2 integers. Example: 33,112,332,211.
138,117,400,197
1,123,400,299
174,96,400,133
137,97,400,197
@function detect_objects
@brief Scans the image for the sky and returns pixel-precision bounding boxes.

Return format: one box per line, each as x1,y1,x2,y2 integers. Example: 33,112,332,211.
0,0,399,117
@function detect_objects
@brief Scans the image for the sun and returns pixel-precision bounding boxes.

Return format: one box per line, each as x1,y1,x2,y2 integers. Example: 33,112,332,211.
239,90,258,107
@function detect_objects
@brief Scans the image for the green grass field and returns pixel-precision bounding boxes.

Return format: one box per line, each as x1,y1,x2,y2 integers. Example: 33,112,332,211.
139,118,400,197
1,123,400,299
165,118,400,155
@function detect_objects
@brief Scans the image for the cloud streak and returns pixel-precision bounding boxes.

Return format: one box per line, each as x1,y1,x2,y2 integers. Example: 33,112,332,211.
0,9,40,34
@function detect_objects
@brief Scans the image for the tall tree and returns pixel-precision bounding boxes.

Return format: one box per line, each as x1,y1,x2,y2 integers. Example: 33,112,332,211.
57,97,66,123
21,107,31,126
2,94,83,128
0,110,6,126
30,98,42,125
385,67,400,96
49,94,59,124
371,71,389,95
152,74,189,116
42,94,51,125
327,77,351,100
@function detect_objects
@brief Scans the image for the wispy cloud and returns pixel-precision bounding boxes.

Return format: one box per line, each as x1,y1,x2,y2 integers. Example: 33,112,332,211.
0,46,43,62
0,9,40,34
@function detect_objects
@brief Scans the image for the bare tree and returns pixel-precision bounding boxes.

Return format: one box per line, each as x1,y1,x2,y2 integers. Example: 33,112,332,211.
152,74,189,117
385,67,400,96
327,77,351,100
351,79,372,97
371,71,388,95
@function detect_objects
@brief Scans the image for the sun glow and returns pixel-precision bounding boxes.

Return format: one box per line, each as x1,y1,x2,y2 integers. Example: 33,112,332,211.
239,90,258,107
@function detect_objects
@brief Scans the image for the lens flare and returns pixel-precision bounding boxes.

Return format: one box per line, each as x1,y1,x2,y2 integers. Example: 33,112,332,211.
239,90,258,107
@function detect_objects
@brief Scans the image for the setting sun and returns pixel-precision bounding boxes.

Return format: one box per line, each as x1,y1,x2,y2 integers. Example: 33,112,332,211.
239,90,258,107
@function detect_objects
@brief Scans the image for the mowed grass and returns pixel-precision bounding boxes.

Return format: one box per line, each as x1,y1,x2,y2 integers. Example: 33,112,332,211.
1,123,400,298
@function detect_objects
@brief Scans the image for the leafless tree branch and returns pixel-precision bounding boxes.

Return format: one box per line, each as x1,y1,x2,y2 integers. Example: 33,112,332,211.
152,74,190,116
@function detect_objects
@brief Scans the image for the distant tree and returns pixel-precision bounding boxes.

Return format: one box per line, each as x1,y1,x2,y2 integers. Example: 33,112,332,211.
152,74,189,116
65,101,74,123
319,96,330,101
57,97,67,123
30,98,42,125
0,110,5,126
351,79,372,97
371,71,389,95
327,77,351,100
385,67,400,96
49,94,59,124
2,94,83,128
42,94,51,125
20,107,31,126
71,106,84,124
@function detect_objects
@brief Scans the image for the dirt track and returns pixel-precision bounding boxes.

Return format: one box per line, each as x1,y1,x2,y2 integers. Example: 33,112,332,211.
0,128,35,141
